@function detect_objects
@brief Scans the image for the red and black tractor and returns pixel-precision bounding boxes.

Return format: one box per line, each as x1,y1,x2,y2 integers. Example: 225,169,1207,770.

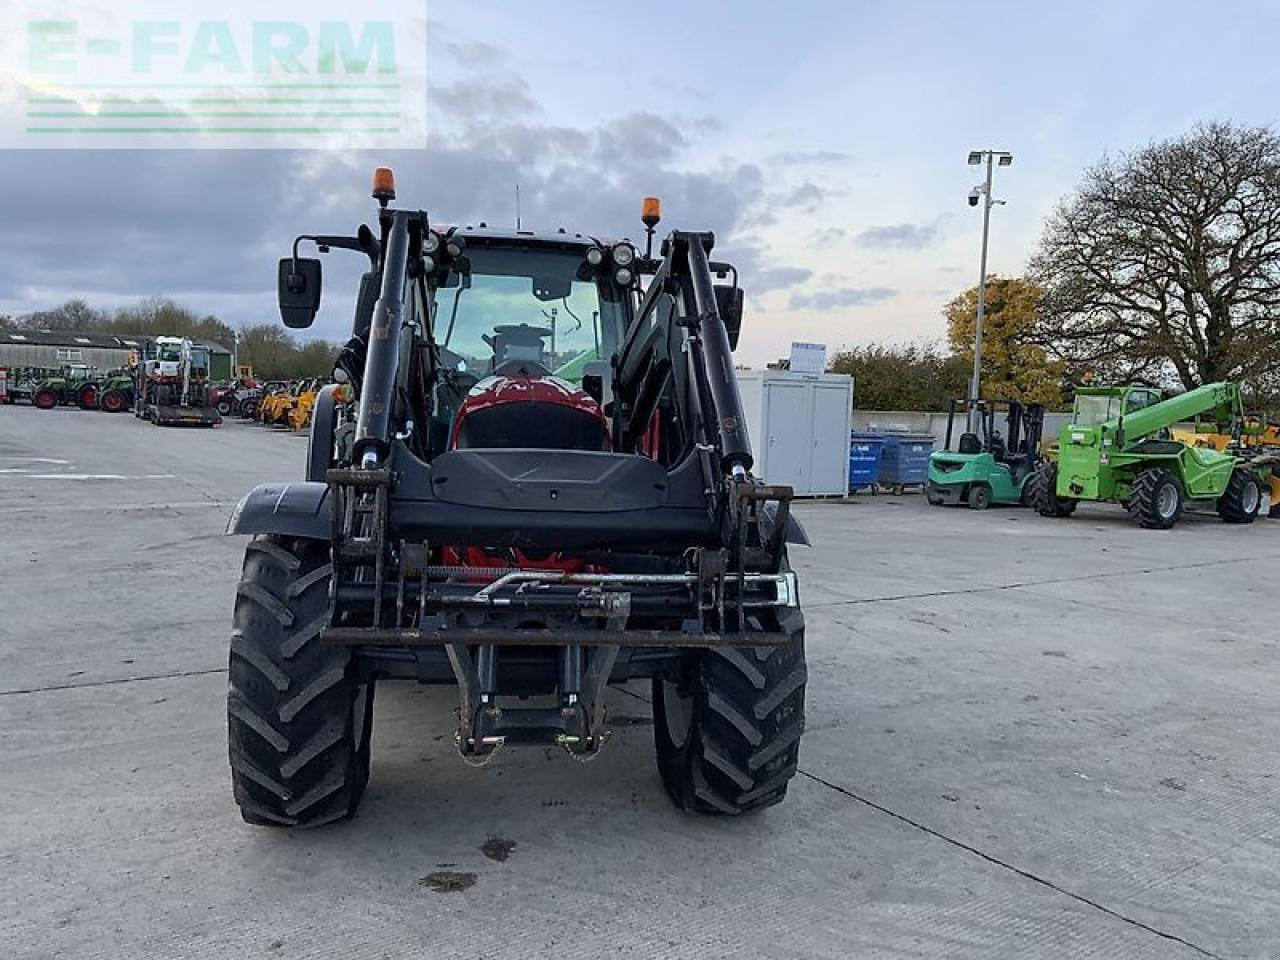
226,170,809,827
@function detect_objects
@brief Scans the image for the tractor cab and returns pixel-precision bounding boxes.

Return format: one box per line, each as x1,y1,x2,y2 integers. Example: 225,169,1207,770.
927,398,1045,510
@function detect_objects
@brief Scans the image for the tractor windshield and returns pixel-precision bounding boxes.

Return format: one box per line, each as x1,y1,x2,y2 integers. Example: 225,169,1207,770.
157,343,181,362
1074,394,1121,426
435,247,624,383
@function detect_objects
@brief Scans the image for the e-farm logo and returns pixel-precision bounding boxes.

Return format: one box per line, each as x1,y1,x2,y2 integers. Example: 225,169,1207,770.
0,1,427,148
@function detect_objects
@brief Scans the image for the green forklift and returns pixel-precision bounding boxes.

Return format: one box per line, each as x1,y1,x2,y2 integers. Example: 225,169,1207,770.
927,399,1045,509
1029,381,1264,529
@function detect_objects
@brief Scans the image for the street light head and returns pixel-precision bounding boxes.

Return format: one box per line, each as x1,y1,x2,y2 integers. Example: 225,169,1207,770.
967,151,983,166
997,153,1013,166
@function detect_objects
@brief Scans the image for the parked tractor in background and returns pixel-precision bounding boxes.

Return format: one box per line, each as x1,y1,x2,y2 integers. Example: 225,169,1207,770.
1029,382,1264,529
135,336,222,427
1171,416,1280,518
225,171,808,827
927,399,1044,509
31,364,102,410
93,369,136,413
212,373,259,418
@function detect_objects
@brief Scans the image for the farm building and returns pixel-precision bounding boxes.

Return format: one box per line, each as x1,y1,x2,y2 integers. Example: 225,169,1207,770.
0,331,232,379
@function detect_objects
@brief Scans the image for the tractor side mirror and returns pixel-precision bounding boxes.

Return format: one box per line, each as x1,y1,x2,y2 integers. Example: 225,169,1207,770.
278,257,322,329
714,285,744,350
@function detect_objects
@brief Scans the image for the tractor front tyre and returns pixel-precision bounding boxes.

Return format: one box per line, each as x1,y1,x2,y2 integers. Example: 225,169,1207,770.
1029,462,1077,518
653,606,806,815
967,484,992,510
32,389,58,410
1216,467,1263,524
216,398,234,417
77,384,99,410
228,535,374,828
1130,468,1184,530
100,389,127,413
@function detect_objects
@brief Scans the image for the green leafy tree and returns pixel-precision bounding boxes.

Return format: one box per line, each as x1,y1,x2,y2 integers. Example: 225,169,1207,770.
945,276,1065,407
827,342,969,411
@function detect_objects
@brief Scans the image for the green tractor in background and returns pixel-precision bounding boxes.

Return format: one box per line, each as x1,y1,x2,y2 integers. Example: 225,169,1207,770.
96,369,136,413
1029,382,1264,529
31,364,102,410
927,399,1045,509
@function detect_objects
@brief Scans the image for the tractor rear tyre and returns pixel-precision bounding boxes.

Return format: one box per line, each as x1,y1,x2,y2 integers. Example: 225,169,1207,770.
1216,467,1263,524
228,535,374,828
33,388,58,410
100,389,128,413
1029,462,1077,518
1130,467,1184,530
653,605,806,815
967,484,992,510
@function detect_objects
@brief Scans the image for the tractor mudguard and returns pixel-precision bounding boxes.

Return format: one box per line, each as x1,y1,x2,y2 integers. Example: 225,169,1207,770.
226,482,329,539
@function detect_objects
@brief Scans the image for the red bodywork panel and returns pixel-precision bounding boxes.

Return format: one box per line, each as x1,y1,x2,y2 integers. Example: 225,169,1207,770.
448,373,607,448
444,372,609,573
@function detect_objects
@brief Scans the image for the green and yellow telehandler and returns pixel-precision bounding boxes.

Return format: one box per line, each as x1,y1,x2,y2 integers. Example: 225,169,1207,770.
1029,381,1265,529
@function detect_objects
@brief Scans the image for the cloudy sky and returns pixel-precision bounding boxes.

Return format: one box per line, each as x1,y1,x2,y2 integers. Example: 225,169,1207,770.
2,0,1278,366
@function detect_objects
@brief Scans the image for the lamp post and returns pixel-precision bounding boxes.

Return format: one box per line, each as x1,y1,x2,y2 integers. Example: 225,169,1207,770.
965,149,1012,433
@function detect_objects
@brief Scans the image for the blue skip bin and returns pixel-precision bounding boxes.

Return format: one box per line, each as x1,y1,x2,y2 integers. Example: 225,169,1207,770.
879,432,934,493
848,433,885,493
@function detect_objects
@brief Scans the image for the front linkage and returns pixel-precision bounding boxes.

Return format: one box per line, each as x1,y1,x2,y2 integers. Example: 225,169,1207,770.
318,208,798,758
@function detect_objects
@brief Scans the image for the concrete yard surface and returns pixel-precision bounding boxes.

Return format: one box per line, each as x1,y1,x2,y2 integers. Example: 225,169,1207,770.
2,404,1278,959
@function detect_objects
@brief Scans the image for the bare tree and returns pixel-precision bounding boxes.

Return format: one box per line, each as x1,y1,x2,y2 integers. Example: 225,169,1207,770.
1030,122,1280,395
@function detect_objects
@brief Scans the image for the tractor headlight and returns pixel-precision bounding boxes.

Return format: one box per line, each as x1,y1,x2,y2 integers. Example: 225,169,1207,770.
612,243,635,267
585,246,604,266
445,240,464,258
422,254,437,273
614,267,633,287
423,231,440,254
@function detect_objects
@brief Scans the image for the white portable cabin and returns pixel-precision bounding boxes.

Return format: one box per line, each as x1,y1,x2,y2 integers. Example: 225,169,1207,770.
736,370,854,496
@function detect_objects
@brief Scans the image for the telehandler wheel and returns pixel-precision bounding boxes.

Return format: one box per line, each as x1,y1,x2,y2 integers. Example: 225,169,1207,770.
1216,467,1263,524
653,605,806,815
32,388,58,410
1130,467,1183,530
228,535,374,828
967,484,992,510
1028,462,1077,518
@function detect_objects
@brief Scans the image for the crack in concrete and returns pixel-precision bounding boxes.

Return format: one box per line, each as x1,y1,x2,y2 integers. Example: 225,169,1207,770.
0,667,227,698
619,682,1222,957
799,770,1224,960
807,553,1280,610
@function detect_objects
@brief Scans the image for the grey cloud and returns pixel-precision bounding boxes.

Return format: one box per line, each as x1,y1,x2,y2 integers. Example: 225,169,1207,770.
432,78,539,119
767,150,850,166
752,267,813,294
809,227,847,246
789,287,898,311
854,223,938,250
782,182,824,210
0,39,808,342
444,40,506,67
